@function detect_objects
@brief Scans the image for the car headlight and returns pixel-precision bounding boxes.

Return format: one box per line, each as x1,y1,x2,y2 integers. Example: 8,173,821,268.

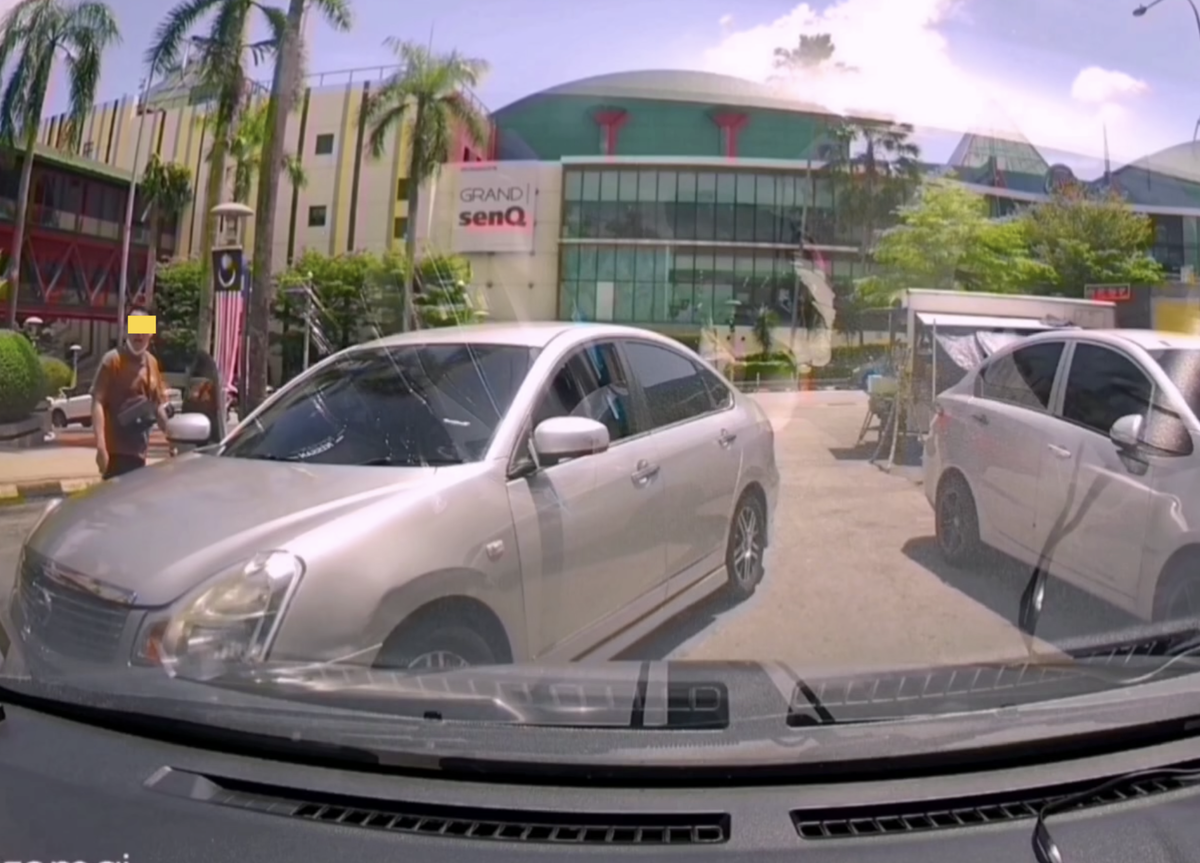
136,550,304,678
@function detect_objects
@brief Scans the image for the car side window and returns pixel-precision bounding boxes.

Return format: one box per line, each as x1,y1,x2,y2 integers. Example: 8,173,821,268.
700,365,734,410
1061,343,1153,436
531,342,636,443
977,342,1063,410
621,341,715,429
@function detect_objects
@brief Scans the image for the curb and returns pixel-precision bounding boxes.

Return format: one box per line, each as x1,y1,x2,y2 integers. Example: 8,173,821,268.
0,476,102,505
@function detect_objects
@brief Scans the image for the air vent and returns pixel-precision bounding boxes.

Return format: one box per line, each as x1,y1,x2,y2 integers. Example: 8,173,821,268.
192,774,728,845
793,771,1194,840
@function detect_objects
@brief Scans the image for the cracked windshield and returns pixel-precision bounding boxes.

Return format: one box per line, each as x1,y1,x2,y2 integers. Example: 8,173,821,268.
4,0,1200,771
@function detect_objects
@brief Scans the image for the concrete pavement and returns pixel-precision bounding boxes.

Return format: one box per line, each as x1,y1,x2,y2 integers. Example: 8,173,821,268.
0,393,1137,673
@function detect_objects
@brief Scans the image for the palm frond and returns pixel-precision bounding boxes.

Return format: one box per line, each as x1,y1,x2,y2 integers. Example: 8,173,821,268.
145,0,219,76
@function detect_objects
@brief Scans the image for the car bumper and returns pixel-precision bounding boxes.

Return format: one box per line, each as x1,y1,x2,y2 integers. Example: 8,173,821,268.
922,435,942,510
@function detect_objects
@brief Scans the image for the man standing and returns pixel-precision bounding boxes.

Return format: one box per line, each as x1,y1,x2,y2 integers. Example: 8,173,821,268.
90,309,171,480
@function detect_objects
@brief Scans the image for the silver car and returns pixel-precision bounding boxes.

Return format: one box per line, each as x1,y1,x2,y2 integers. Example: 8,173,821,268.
9,323,779,676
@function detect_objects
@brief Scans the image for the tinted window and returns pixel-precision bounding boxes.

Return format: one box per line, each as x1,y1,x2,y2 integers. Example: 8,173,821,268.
221,343,535,465
1149,349,1200,419
532,342,635,442
1061,344,1152,435
622,342,714,428
978,342,1063,409
700,365,734,410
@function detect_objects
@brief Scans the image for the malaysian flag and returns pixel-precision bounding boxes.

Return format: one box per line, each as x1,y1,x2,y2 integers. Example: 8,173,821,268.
212,248,245,397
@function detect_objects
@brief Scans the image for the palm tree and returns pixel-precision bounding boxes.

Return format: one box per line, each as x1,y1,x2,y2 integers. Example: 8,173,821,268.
146,0,285,353
244,0,349,413
223,99,306,202
0,0,119,328
139,154,192,303
362,39,490,333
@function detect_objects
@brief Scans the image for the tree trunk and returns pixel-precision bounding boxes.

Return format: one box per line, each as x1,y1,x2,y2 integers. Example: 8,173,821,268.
246,0,305,414
146,205,160,307
5,129,37,329
402,103,425,333
195,139,227,353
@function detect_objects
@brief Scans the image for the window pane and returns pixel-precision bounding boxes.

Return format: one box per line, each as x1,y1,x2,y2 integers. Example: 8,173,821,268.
979,342,1064,409
736,173,756,205
756,175,777,206
657,171,678,202
596,246,616,281
581,171,601,201
615,247,636,282
564,171,583,202
622,342,714,428
1062,344,1151,434
599,171,619,201
618,171,638,202
637,171,658,202
696,172,717,203
562,247,580,279
578,246,598,280
533,343,634,442
634,282,655,322
614,283,635,321
716,174,737,204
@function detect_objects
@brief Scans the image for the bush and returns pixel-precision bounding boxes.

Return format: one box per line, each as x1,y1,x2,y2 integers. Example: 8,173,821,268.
40,355,73,398
0,330,47,423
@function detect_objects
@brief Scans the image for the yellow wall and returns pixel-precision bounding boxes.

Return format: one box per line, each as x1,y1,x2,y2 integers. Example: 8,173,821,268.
1154,297,1200,335
39,77,437,272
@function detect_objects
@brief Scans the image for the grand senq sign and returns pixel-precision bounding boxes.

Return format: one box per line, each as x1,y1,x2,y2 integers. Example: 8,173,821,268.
450,164,538,253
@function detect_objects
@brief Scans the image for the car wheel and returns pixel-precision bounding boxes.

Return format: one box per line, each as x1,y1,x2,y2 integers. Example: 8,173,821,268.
725,491,767,601
50,409,67,429
936,473,983,567
79,417,92,428
1152,551,1200,623
374,618,500,671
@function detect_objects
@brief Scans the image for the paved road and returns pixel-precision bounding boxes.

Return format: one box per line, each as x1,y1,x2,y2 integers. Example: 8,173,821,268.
0,394,1136,669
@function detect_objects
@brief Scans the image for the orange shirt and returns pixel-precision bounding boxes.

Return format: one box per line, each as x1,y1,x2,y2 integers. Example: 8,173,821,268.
90,348,167,457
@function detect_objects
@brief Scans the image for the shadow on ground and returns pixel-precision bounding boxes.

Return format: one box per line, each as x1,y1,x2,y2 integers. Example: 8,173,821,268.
902,536,1136,646
828,442,879,461
616,588,745,661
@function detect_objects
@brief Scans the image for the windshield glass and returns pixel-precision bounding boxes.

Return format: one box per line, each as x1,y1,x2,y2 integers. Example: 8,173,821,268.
7,0,1200,774
220,343,535,466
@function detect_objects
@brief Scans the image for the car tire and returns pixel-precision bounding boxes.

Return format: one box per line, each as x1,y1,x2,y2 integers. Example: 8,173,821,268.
50,409,67,428
79,417,92,428
1151,551,1200,623
936,473,983,567
725,491,767,602
374,618,501,671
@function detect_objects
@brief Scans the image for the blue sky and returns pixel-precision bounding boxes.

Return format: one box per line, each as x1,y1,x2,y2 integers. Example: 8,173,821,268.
33,0,1200,175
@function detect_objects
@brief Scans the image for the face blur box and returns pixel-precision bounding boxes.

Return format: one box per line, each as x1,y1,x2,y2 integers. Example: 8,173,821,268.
128,314,156,335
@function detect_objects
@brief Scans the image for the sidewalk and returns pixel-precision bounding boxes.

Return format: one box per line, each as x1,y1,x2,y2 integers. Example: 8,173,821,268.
0,446,164,502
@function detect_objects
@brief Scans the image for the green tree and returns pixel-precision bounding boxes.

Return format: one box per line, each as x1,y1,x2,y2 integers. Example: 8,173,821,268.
223,99,306,202
139,154,193,303
413,254,486,328
147,0,285,354
245,0,350,412
1021,185,1165,296
152,258,203,366
859,181,1054,306
362,40,490,333
0,0,120,329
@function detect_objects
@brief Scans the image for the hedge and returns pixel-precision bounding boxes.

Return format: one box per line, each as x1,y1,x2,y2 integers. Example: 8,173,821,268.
0,331,46,423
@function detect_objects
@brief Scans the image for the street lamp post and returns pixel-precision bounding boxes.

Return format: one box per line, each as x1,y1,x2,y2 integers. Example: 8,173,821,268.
115,74,155,343
1134,0,1200,137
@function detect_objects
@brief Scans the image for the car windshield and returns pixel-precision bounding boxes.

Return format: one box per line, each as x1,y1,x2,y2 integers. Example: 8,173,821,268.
220,343,536,466
8,0,1200,784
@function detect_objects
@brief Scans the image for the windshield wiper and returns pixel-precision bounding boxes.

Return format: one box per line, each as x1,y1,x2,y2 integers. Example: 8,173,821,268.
1033,765,1200,863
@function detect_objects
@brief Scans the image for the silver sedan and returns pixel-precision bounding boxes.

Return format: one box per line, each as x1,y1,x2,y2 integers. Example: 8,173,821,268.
8,323,779,676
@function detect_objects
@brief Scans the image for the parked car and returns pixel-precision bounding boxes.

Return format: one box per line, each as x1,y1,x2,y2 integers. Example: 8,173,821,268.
924,328,1200,624
48,384,183,428
10,323,779,676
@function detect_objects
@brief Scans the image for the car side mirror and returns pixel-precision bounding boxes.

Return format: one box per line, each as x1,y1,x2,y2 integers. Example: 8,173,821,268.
167,412,212,444
1109,414,1143,450
532,416,610,467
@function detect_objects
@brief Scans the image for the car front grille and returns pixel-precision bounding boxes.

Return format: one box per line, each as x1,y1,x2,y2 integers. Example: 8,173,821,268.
18,553,130,662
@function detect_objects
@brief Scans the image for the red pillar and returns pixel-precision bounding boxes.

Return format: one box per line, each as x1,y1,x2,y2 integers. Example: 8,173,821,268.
592,108,629,156
711,112,749,159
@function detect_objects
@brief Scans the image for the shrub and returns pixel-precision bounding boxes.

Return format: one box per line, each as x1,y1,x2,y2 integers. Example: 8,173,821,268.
0,330,46,423
40,355,74,397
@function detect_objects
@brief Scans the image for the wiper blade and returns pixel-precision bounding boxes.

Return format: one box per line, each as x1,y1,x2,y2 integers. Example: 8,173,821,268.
1033,766,1200,863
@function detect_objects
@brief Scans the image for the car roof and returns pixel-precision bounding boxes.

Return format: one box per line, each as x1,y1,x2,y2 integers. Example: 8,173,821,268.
358,321,679,351
1023,328,1200,352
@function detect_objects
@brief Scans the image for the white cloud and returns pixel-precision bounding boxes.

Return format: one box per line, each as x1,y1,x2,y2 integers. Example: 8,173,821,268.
699,0,1168,170
1070,66,1148,104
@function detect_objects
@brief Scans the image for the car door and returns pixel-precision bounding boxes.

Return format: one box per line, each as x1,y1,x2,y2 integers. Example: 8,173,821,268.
618,339,743,589
1034,341,1156,600
962,340,1067,557
504,340,666,657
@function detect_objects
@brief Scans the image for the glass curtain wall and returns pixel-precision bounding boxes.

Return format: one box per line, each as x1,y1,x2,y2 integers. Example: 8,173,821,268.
560,167,849,325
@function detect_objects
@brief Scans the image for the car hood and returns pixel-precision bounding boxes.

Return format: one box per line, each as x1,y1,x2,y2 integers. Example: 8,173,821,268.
26,453,440,606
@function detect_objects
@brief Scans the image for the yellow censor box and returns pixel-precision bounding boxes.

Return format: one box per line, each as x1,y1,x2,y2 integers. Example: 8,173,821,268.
127,314,157,334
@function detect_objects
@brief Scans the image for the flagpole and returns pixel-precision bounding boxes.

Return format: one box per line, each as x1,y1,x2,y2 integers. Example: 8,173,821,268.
116,74,154,341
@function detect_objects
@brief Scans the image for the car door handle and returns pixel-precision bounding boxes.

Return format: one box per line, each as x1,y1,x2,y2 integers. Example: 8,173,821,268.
1047,443,1072,459
970,413,990,426
717,429,738,448
631,460,660,486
